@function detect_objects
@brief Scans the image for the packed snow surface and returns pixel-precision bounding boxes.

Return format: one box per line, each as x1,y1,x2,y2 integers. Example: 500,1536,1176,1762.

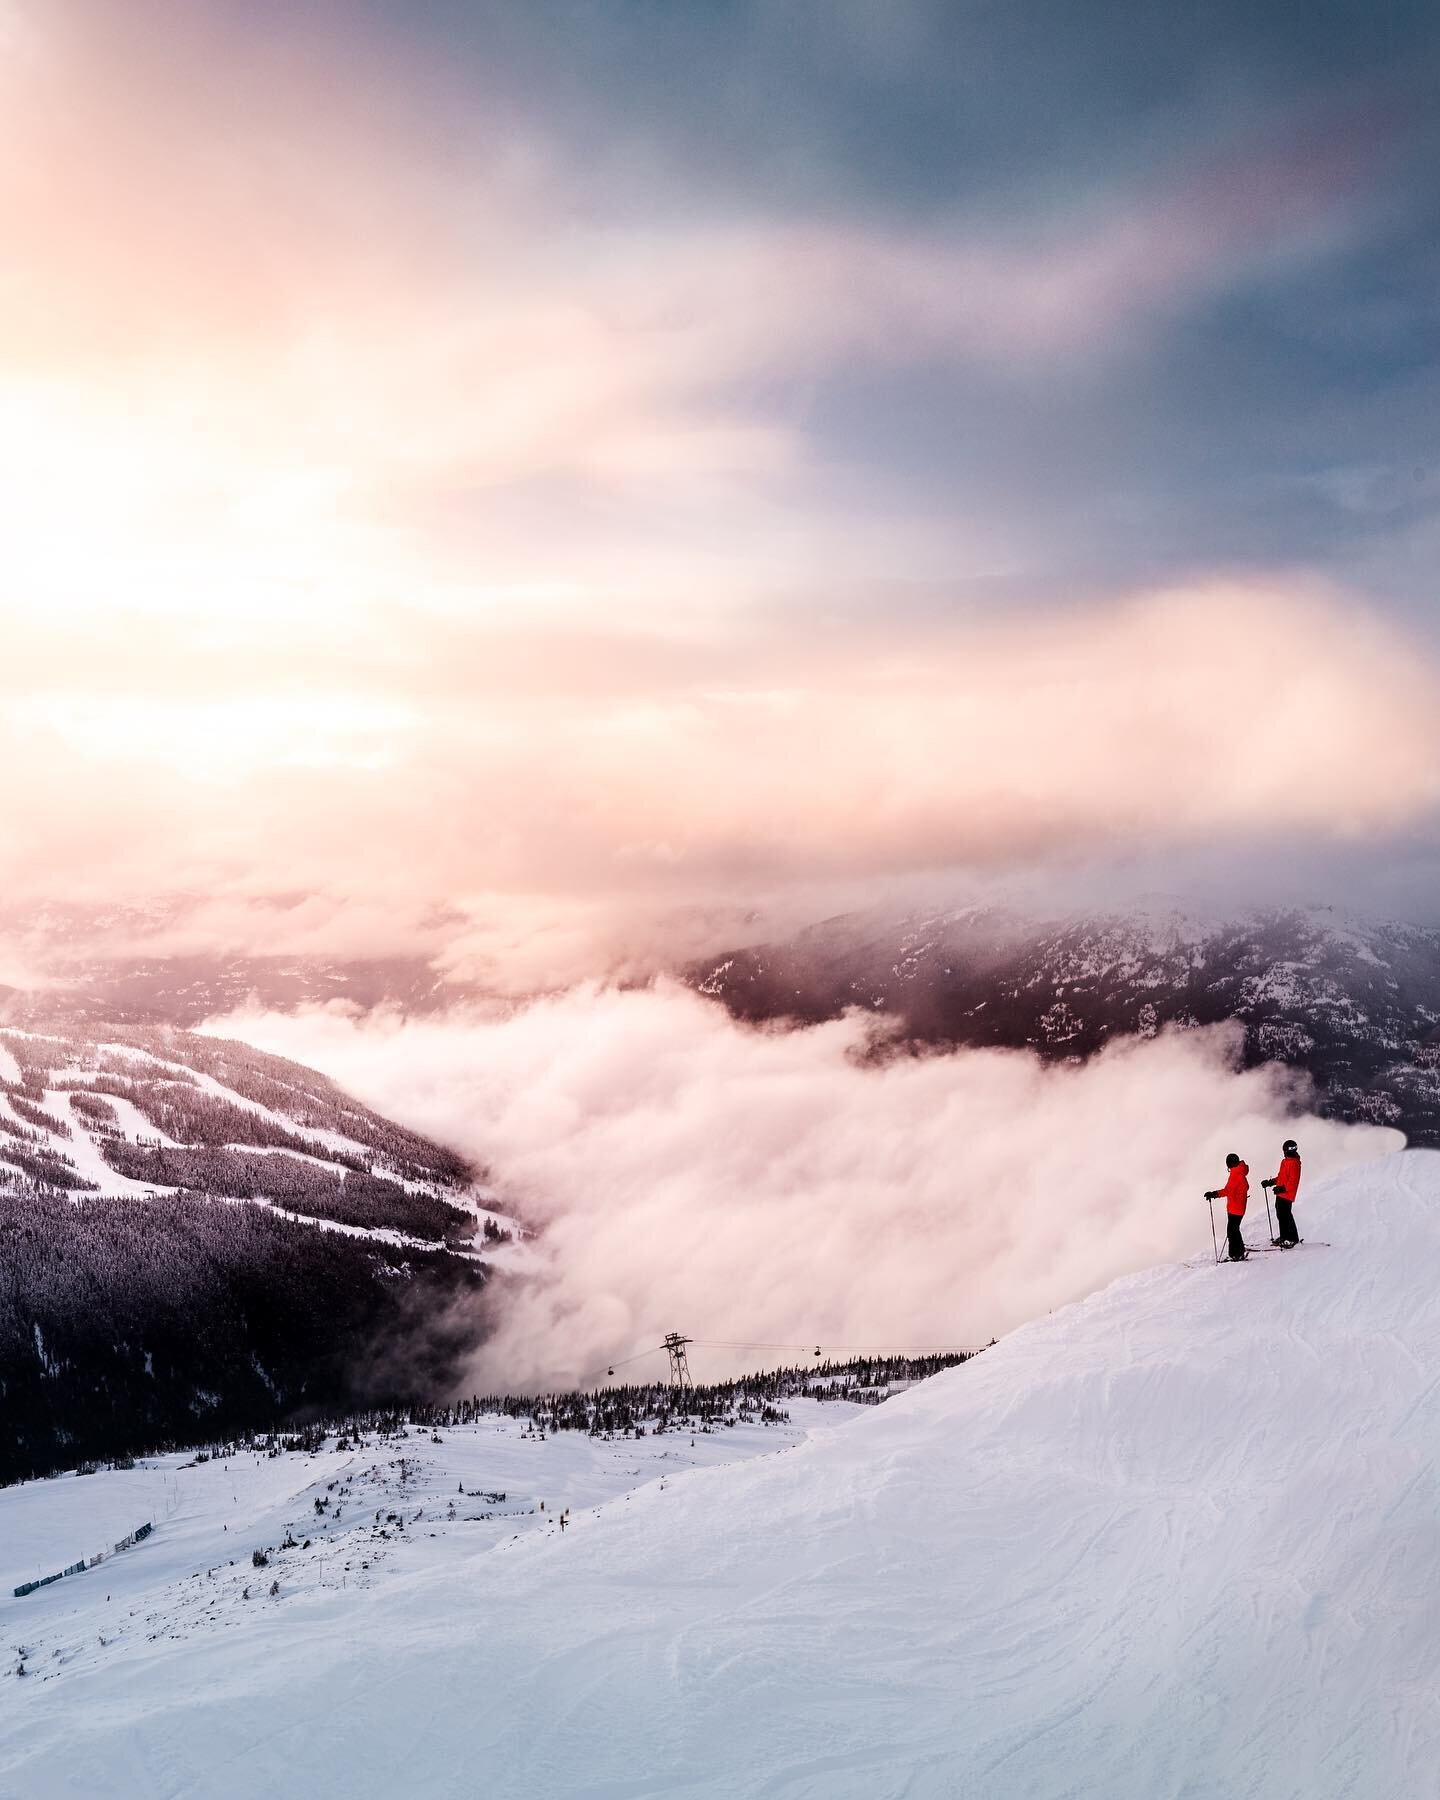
5,1151,1440,1797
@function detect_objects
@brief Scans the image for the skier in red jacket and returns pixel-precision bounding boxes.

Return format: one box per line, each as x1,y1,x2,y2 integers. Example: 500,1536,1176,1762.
1262,1139,1302,1246
1206,1153,1250,1260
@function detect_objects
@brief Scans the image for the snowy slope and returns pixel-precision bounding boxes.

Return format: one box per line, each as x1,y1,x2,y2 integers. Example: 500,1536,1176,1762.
0,1022,503,1235
4,1150,1438,1797
1,1402,844,1657
1,1020,522,1481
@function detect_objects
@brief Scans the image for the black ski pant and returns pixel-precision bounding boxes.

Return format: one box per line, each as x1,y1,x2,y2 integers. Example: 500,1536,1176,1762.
1226,1214,1247,1259
1275,1199,1299,1244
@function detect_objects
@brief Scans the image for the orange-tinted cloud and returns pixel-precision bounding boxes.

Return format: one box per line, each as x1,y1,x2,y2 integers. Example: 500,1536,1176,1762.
1,0,1391,625
2,6,1430,978
6,580,1440,983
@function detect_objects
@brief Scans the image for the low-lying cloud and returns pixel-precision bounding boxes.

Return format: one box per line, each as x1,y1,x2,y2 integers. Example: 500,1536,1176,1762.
214,984,1402,1389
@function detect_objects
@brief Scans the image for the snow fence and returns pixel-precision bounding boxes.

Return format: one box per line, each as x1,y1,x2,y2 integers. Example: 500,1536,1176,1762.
13,1520,153,1597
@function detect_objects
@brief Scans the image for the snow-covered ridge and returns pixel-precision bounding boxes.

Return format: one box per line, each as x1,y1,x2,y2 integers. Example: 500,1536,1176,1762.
694,901,1440,1143
3,1149,1437,1797
0,1020,515,1247
1,1017,520,1483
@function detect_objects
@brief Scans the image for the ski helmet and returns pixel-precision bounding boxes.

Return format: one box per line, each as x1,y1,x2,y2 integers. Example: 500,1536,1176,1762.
1225,1152,1241,1168
1283,1138,1298,1156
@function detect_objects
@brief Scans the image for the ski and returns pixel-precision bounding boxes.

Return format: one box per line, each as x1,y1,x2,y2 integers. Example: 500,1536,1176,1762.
1195,1241,1328,1267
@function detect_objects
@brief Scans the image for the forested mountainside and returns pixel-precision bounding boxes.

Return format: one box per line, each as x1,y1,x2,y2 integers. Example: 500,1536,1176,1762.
0,1020,510,1483
691,904,1440,1143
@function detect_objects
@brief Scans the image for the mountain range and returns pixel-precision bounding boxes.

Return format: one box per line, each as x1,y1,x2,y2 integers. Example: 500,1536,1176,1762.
690,902,1440,1143
19,897,1440,1152
11,894,1440,1484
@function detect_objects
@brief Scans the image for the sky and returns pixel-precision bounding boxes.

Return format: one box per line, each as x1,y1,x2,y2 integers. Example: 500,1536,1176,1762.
4,0,1440,979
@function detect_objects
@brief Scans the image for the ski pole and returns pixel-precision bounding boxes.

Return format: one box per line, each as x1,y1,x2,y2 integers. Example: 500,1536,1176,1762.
1206,1193,1219,1265
1262,1179,1275,1246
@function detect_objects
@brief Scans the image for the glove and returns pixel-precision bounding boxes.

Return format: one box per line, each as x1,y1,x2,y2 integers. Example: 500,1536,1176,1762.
1204,1190,1217,1201
1261,1178,1274,1189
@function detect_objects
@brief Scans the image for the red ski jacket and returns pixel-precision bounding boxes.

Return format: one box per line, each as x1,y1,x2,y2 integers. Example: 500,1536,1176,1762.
1220,1161,1249,1217
1273,1154,1301,1205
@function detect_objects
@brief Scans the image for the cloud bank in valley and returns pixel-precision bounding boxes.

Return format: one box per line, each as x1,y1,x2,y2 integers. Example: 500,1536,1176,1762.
215,986,1403,1387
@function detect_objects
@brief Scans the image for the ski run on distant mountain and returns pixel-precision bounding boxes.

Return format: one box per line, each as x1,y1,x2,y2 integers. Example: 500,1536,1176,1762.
0,1021,519,1481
